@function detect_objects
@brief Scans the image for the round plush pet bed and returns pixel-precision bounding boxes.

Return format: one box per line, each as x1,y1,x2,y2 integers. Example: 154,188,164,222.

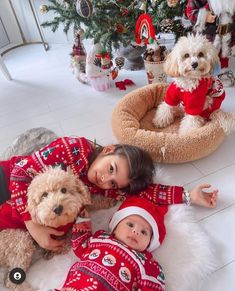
112,83,234,163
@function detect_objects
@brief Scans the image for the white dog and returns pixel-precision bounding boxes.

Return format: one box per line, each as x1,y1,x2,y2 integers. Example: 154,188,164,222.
153,34,225,134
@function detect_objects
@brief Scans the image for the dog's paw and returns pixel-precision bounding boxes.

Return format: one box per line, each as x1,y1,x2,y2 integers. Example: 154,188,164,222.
153,102,176,128
179,114,205,134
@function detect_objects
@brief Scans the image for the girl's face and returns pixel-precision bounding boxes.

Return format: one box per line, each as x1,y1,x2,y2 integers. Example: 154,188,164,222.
87,146,130,190
113,215,152,252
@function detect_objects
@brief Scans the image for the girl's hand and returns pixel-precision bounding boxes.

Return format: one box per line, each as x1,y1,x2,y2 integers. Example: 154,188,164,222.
189,184,218,208
25,220,66,251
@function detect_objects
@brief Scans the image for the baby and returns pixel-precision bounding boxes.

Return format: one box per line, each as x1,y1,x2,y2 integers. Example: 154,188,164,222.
57,196,168,290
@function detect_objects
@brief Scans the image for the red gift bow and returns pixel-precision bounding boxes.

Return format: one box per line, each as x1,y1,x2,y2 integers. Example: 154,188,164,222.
115,79,135,90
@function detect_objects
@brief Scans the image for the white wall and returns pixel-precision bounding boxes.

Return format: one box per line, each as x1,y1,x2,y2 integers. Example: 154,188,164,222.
0,0,74,51
0,17,10,48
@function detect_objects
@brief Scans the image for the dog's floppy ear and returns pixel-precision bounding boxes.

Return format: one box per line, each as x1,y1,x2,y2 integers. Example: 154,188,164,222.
164,51,179,77
76,178,91,205
27,178,41,223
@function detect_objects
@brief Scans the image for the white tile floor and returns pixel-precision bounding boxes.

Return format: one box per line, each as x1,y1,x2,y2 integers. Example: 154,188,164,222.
0,44,235,290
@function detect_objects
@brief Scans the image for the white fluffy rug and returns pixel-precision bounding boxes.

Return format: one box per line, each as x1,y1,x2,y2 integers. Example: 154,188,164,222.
0,205,216,291
0,128,216,290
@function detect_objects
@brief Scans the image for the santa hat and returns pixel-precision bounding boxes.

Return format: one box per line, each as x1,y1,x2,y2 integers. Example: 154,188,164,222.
109,197,168,252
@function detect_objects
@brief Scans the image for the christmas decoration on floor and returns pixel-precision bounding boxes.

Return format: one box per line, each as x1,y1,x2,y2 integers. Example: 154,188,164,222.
84,43,119,91
134,12,167,83
71,28,87,83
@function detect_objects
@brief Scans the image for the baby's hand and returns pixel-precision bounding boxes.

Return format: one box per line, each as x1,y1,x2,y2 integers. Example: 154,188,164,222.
206,11,216,23
189,183,218,208
25,220,66,251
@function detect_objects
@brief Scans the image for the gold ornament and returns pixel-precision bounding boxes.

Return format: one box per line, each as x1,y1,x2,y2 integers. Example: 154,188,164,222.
39,4,49,14
167,0,179,7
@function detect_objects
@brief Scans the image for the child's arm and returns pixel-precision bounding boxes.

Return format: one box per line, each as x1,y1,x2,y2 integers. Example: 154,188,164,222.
138,259,165,291
189,183,218,208
138,183,218,208
98,182,218,208
71,208,92,258
25,220,66,251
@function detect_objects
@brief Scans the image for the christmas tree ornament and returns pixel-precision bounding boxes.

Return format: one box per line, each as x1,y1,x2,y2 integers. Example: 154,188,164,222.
39,4,49,14
160,18,174,33
115,56,125,70
135,13,156,45
167,0,179,7
116,23,126,34
120,7,130,17
76,0,93,18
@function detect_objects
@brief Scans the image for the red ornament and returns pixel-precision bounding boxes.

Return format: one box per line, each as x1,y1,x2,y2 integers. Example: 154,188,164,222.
115,79,135,90
135,13,156,45
120,8,130,16
116,23,125,34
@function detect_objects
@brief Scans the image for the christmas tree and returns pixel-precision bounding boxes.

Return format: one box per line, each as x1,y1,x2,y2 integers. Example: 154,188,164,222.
41,0,190,52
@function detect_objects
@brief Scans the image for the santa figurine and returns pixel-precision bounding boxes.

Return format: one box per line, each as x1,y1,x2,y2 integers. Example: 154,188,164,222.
186,0,235,87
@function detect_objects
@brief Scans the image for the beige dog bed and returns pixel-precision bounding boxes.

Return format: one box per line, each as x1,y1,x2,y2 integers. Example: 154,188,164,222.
112,83,235,163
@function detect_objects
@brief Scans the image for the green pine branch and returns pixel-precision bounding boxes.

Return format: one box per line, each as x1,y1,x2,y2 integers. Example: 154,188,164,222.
41,0,190,51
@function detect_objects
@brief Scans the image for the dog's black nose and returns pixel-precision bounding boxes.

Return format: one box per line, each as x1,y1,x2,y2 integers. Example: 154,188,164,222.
53,205,63,215
191,62,198,69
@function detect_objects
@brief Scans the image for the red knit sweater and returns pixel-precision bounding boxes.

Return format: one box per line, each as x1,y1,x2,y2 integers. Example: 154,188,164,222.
165,77,225,119
57,222,165,291
0,136,184,230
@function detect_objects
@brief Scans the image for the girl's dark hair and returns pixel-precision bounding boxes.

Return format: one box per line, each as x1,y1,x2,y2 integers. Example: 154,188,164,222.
89,142,155,194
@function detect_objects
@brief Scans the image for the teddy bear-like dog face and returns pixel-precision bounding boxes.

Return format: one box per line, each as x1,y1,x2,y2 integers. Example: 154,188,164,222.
164,34,219,79
27,167,91,228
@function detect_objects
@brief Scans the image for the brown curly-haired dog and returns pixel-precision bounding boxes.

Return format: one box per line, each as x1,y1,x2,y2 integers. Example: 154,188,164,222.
0,166,91,291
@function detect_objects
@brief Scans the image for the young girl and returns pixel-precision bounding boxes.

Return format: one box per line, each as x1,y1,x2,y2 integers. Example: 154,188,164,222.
57,196,168,291
0,136,218,251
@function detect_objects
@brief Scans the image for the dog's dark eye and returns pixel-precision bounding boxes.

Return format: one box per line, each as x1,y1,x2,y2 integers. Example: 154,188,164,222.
61,187,67,194
198,52,204,58
42,192,48,198
184,53,190,58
